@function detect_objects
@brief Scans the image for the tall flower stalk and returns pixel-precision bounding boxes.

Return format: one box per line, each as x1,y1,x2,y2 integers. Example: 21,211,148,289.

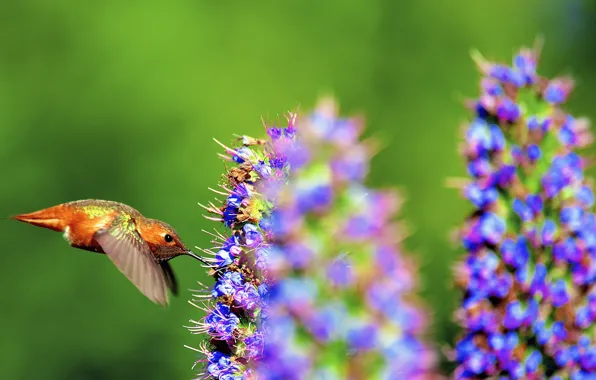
187,98,436,379
455,41,596,379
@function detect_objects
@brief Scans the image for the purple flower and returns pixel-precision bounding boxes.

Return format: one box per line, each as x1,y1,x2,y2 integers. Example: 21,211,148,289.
188,99,436,378
455,42,596,378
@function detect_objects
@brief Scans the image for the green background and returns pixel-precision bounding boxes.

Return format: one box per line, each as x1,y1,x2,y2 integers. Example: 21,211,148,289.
0,1,594,378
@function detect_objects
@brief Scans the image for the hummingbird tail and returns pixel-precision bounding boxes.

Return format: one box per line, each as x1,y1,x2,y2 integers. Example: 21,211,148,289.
12,206,68,232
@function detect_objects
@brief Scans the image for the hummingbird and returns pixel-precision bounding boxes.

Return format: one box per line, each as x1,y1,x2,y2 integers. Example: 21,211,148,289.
12,199,206,306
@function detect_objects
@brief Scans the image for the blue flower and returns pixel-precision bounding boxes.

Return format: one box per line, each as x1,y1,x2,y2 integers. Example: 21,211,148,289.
189,99,436,378
456,43,596,378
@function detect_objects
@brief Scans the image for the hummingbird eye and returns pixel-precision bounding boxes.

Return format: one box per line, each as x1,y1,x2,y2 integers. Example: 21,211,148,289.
164,234,173,243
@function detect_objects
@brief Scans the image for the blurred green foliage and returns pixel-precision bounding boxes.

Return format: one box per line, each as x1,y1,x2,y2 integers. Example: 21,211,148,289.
1,0,594,378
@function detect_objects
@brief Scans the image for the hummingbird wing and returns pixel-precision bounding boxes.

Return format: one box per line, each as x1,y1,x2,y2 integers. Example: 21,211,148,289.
160,261,178,296
94,216,169,306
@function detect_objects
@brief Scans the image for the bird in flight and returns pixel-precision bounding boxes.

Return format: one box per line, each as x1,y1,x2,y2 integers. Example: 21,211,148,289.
13,199,206,305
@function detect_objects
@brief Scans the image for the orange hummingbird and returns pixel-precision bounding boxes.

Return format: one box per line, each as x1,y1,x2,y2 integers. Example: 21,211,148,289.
12,199,206,306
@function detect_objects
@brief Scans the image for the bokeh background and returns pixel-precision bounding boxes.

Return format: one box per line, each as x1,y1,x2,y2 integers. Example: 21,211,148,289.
1,1,594,378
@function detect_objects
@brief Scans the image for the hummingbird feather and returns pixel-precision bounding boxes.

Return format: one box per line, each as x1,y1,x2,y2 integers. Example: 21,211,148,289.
160,261,178,296
95,215,169,306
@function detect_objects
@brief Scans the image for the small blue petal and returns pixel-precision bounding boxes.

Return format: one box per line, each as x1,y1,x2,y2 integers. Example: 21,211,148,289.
504,301,524,329
480,213,506,245
578,186,595,207
553,321,568,340
544,82,568,104
513,199,533,221
527,144,541,161
525,194,543,214
542,219,557,245
551,280,570,307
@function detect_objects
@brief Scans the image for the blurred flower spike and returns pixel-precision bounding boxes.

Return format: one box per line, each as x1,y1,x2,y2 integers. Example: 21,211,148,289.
455,40,596,379
187,98,436,379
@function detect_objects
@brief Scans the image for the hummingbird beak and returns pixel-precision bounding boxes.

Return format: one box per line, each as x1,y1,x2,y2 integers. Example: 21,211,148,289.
186,250,209,265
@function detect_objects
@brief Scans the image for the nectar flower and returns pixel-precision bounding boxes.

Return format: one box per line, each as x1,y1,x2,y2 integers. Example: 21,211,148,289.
187,98,436,379
455,41,596,379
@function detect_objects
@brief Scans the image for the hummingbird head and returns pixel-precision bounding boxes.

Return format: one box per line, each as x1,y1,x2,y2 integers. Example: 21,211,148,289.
139,219,205,263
